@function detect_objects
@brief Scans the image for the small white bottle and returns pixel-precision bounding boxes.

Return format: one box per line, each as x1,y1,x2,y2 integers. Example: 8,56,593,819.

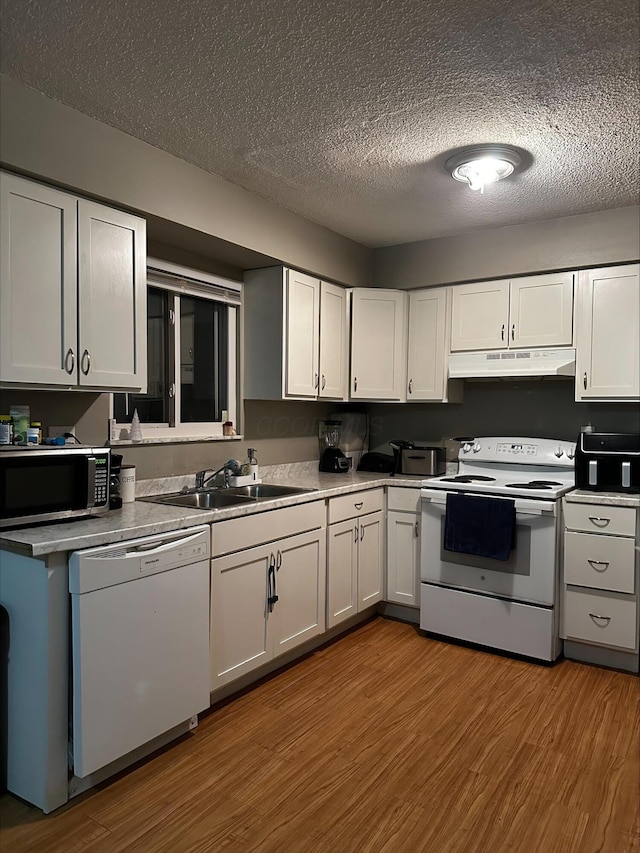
130,409,143,442
247,448,259,481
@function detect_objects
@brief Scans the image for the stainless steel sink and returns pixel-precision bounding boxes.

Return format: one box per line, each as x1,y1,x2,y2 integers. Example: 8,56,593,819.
226,484,315,499
139,483,315,510
139,491,256,509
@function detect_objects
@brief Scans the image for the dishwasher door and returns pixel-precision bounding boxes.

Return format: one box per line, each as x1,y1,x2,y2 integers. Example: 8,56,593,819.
69,525,210,778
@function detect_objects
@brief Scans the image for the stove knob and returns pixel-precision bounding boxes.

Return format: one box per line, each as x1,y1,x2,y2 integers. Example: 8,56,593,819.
554,446,564,458
566,444,576,460
472,442,481,453
462,443,472,453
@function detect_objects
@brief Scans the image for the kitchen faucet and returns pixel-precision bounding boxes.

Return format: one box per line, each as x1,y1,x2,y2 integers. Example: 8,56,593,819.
194,459,242,490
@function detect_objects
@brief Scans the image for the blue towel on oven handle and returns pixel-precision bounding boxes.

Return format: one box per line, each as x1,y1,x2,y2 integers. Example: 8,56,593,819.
443,492,516,561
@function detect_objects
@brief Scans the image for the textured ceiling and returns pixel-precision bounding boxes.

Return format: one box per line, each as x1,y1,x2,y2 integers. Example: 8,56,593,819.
1,0,638,248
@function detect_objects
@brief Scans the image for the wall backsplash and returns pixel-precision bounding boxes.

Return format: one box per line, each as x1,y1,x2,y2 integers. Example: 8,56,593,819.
2,383,637,479
367,379,640,449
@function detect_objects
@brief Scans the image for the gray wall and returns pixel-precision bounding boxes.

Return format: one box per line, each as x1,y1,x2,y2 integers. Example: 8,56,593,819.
368,380,640,451
0,75,371,288
373,206,640,288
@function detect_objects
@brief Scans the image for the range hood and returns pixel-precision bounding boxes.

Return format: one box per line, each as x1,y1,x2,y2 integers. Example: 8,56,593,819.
448,348,576,379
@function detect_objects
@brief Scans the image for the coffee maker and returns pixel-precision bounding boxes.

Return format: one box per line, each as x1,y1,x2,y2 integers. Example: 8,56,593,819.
318,420,350,473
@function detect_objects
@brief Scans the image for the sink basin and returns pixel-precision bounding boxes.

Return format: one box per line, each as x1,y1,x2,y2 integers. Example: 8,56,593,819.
140,491,256,509
139,483,315,510
226,484,316,499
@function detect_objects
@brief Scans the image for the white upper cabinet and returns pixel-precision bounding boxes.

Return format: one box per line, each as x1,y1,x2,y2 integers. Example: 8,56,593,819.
243,266,348,401
575,264,640,400
450,272,574,352
285,270,320,397
0,172,147,391
407,286,461,402
350,289,408,400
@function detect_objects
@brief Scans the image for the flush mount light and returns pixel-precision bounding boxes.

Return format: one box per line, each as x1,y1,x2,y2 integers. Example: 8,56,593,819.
445,146,522,194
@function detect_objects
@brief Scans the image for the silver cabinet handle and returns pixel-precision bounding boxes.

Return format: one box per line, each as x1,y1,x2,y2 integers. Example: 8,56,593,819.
583,372,588,390
64,348,75,374
354,525,358,543
587,559,610,572
360,525,365,541
276,549,282,571
321,374,326,390
354,377,358,392
414,521,419,538
588,516,610,527
168,383,175,398
354,501,364,510
501,324,505,341
80,349,91,375
511,324,515,341
408,379,413,394
314,373,319,389
589,613,611,625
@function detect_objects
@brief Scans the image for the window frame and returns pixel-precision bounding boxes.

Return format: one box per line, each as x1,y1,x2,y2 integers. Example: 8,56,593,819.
111,258,241,443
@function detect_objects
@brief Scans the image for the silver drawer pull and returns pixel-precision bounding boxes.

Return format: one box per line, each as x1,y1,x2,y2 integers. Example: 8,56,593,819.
354,502,364,510
588,613,611,625
588,516,610,527
587,559,610,572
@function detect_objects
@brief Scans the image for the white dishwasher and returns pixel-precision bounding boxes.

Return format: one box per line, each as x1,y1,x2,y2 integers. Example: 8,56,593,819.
69,525,211,778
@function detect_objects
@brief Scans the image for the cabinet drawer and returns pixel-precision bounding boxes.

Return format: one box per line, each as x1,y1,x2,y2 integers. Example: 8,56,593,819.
387,486,421,513
328,488,384,524
564,532,636,593
563,502,636,537
562,587,638,651
212,501,326,557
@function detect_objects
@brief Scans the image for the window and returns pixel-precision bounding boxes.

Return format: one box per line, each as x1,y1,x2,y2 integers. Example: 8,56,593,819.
113,258,240,440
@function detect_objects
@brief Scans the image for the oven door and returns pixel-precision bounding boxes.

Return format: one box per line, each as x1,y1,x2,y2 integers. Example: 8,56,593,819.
420,488,558,606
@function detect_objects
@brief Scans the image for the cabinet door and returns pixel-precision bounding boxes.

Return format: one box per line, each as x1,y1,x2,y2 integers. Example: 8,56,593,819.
0,173,78,385
575,265,640,400
272,529,326,657
77,201,147,391
387,510,420,607
450,280,510,351
327,518,358,628
285,269,320,397
318,281,348,399
358,510,384,609
509,272,574,348
350,289,408,400
210,546,271,689
407,287,448,400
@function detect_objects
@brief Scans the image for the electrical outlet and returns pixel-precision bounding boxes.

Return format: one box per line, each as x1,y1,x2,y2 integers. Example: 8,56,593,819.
47,425,76,440
189,715,198,730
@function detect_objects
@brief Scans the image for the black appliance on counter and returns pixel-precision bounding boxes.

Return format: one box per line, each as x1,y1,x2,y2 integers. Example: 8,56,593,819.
574,432,640,494
358,440,446,476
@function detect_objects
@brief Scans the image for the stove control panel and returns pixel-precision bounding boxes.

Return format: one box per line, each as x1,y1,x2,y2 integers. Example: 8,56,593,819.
496,442,538,456
459,437,577,465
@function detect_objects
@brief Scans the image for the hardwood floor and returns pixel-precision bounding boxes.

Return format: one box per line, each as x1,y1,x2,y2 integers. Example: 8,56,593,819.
1,617,639,852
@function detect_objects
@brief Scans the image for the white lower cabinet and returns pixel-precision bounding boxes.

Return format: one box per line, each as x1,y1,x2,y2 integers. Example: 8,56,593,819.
561,497,639,665
327,489,384,628
386,487,421,607
210,504,326,690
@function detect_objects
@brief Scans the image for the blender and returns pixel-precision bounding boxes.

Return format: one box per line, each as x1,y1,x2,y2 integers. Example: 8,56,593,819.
318,420,350,473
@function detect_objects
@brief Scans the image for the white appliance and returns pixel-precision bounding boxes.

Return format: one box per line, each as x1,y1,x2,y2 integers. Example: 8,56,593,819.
420,437,576,661
69,526,211,778
448,348,576,379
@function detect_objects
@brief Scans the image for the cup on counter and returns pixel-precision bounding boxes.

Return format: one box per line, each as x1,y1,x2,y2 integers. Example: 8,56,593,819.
120,464,136,503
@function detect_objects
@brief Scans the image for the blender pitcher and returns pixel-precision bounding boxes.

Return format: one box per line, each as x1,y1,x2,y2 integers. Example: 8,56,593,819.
318,420,350,473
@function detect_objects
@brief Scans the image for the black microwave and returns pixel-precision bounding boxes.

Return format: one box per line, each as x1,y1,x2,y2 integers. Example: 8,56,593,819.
0,445,110,529
574,432,640,494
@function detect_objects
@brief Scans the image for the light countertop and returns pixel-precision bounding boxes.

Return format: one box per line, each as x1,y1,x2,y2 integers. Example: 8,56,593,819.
0,466,426,558
564,489,640,509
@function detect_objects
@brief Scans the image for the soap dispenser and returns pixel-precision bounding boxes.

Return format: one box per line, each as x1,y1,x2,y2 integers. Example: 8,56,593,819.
247,448,259,481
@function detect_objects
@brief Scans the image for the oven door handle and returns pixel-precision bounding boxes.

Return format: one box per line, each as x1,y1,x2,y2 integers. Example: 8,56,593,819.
420,490,556,517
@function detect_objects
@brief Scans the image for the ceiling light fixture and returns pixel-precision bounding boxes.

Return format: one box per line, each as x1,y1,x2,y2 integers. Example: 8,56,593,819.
445,146,522,194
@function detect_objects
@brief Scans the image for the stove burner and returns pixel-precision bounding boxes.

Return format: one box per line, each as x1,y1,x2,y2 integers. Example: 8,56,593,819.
505,480,562,490
440,475,497,483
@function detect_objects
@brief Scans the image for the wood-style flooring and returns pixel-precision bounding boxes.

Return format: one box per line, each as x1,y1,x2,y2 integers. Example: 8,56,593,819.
1,617,639,852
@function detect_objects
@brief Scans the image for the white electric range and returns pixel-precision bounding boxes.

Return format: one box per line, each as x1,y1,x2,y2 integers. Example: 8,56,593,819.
420,436,576,661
